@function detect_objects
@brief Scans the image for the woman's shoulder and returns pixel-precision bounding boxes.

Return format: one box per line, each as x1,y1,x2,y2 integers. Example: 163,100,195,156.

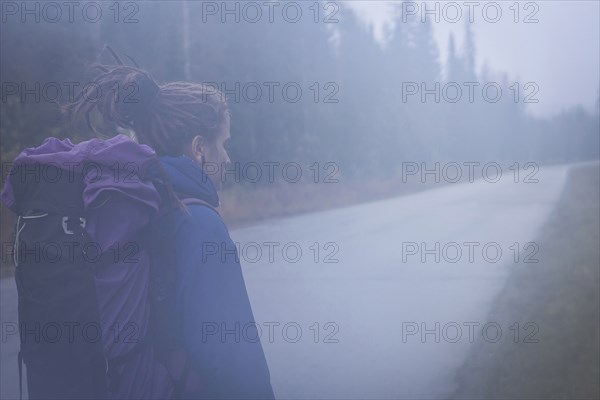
176,203,231,239
174,204,239,269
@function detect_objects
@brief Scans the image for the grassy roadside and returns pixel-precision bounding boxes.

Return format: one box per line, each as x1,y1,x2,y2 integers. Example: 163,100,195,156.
218,174,433,229
452,162,600,399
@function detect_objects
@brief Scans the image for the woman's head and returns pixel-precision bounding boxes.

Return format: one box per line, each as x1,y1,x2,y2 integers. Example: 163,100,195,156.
64,63,231,189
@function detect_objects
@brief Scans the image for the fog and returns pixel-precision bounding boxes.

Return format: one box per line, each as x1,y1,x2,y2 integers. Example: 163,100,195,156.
1,1,599,399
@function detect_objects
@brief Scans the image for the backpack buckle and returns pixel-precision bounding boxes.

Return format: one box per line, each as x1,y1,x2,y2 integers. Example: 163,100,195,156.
62,216,86,235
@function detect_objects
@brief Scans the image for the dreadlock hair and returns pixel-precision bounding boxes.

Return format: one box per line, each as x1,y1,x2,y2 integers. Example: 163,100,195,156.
62,47,229,213
63,50,229,156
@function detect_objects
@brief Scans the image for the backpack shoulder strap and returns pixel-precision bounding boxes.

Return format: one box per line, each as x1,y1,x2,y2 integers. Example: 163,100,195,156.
179,197,220,216
148,195,219,398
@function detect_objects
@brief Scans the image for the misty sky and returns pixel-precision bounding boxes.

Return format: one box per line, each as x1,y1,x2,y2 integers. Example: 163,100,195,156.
349,1,600,118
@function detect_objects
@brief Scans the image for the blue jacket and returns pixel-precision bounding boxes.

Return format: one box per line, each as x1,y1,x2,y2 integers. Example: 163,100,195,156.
155,155,275,399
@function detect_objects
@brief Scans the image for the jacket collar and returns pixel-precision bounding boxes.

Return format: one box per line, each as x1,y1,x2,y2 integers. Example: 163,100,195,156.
152,155,220,208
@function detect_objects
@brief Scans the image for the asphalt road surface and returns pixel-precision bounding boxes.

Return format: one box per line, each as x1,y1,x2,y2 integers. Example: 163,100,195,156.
1,164,571,399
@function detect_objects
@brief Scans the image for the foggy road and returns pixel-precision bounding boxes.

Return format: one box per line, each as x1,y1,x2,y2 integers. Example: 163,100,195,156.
1,164,571,399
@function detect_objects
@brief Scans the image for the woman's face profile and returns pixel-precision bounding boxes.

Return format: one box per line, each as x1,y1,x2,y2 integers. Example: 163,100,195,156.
200,113,231,191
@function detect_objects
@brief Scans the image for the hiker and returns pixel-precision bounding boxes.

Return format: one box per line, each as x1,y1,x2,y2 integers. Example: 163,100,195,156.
2,57,275,399
63,61,275,399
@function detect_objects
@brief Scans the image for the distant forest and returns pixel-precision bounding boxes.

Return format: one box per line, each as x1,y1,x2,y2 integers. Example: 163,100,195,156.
1,1,599,182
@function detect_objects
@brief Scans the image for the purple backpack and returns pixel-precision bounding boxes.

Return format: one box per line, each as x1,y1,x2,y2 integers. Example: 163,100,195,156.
1,135,173,399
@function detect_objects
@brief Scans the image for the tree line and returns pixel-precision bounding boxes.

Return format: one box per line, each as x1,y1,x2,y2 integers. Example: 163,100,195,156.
1,1,598,183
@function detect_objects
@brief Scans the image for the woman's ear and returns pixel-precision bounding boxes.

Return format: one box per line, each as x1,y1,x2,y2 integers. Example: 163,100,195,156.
191,135,205,164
